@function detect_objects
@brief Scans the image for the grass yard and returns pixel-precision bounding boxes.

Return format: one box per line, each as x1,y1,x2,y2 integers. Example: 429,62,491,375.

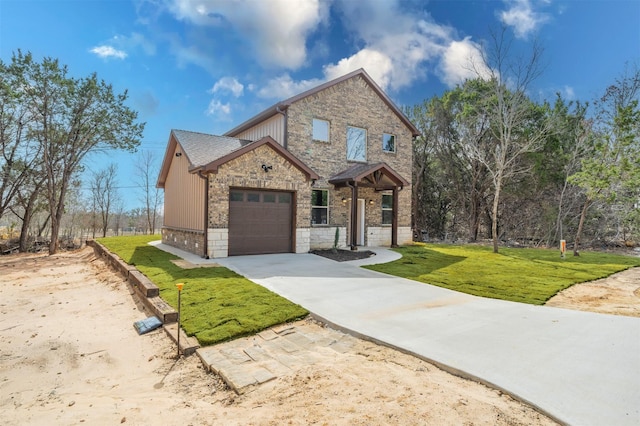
97,235,307,346
365,243,640,305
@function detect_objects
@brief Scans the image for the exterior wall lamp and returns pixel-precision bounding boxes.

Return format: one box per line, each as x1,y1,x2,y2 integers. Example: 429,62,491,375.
261,164,273,172
175,152,182,157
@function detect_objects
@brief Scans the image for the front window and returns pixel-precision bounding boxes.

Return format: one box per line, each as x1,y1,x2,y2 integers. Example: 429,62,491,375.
383,133,396,153
382,194,393,225
311,189,328,225
313,118,329,142
347,126,366,161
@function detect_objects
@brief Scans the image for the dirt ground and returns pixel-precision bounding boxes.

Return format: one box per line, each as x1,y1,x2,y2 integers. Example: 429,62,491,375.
1,248,637,425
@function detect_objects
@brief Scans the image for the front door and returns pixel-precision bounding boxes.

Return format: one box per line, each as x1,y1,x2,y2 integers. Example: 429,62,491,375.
347,198,365,246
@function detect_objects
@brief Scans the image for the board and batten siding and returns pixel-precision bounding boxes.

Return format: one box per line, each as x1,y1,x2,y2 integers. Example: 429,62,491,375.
234,114,285,144
163,142,205,231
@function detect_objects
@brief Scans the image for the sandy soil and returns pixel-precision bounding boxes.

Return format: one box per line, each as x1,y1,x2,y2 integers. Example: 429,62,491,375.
1,247,636,425
545,267,640,317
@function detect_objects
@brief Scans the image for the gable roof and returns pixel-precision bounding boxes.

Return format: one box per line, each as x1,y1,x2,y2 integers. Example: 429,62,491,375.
157,131,319,188
329,162,409,189
224,68,420,138
157,129,253,188
201,136,319,181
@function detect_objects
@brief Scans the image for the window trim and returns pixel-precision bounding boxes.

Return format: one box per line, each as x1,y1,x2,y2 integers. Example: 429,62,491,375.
311,189,329,226
312,118,330,143
346,125,367,162
382,133,396,153
381,193,393,225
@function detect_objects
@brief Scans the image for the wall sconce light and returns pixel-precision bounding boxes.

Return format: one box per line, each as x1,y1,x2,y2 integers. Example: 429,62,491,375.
175,152,182,157
369,199,374,205
342,197,347,204
261,164,273,172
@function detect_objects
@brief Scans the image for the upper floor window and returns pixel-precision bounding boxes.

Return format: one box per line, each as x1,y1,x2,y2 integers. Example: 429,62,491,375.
311,189,328,225
347,126,366,162
313,118,330,142
383,133,396,153
382,194,393,225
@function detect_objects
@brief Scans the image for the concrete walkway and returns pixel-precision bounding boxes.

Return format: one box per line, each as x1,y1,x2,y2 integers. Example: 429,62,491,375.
152,243,640,426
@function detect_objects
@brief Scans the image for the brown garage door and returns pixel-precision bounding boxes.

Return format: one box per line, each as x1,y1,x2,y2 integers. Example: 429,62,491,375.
228,189,293,256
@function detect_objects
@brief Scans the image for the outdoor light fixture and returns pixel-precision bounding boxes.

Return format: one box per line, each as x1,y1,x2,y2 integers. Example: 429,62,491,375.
261,164,273,172
175,152,182,157
342,197,347,204
369,199,374,205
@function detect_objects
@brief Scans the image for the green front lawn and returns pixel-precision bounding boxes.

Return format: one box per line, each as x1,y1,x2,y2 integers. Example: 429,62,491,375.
97,235,307,346
365,243,640,305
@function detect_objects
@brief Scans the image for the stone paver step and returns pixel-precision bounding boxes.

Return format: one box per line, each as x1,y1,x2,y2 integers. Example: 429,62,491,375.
196,323,355,394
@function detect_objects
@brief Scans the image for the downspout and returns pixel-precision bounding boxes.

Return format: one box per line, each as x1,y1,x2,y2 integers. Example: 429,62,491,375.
346,181,358,251
198,171,209,258
275,105,288,150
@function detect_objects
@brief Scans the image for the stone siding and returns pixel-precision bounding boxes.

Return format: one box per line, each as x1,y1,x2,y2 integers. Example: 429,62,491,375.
309,226,348,250
207,228,229,258
206,143,314,258
367,226,392,247
367,226,412,246
295,228,311,253
161,227,205,257
286,75,413,231
398,227,413,245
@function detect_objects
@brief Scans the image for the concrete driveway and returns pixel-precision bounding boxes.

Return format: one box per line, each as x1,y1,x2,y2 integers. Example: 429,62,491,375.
155,243,640,426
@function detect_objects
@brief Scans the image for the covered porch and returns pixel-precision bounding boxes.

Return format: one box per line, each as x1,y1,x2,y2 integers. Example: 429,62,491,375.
329,162,409,250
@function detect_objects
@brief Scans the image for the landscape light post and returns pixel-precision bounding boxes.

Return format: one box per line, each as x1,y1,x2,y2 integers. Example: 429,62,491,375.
176,282,184,358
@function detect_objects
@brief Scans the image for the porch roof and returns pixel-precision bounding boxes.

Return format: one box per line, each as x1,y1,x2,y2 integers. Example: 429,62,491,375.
328,162,409,190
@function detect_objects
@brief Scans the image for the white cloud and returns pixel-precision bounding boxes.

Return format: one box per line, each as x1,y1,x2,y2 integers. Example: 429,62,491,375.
256,73,323,99
562,85,575,100
210,77,244,97
257,1,492,98
499,0,549,39
323,49,393,90
439,37,494,87
90,45,127,59
205,99,231,116
167,0,328,69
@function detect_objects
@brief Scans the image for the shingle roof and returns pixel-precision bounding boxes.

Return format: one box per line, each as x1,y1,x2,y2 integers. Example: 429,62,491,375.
157,131,319,188
171,129,253,170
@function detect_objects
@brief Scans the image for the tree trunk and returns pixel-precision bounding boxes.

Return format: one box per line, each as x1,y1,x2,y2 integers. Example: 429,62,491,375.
573,197,591,256
491,175,503,253
18,193,38,252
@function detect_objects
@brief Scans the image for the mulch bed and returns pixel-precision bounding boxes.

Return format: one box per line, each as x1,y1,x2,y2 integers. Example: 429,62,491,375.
310,249,376,262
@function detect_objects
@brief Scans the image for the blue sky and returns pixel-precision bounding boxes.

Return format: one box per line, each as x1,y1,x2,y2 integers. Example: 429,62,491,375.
1,0,639,210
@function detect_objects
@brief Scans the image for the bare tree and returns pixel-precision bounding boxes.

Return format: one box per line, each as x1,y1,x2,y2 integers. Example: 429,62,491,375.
89,163,120,238
135,150,163,234
471,28,551,252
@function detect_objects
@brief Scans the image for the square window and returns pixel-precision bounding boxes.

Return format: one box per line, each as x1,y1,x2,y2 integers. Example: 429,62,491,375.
383,133,396,153
263,193,276,203
230,191,244,202
347,126,366,161
382,194,393,225
278,193,291,203
311,189,328,225
247,193,260,202
313,118,329,142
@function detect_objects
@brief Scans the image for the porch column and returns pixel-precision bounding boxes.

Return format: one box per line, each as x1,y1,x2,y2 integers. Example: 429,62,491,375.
350,183,358,251
391,186,399,247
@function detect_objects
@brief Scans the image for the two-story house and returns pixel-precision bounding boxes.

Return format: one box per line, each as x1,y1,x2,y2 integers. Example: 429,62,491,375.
157,68,419,258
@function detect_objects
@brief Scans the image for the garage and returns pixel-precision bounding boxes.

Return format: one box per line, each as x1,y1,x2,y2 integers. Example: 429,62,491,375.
228,189,294,256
